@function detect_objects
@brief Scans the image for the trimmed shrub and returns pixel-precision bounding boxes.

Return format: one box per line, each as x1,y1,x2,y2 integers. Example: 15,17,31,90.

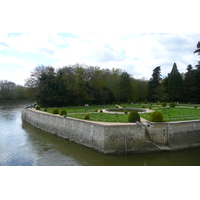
99,109,103,113
124,110,127,114
150,111,164,122
161,102,167,107
169,102,176,107
52,108,59,114
60,109,67,116
128,111,140,122
194,106,197,109
35,105,40,110
44,108,47,112
84,114,90,120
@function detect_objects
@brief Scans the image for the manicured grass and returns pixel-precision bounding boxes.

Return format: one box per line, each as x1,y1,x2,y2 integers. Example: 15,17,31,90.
120,103,154,109
41,105,131,122
68,113,130,123
140,107,200,122
41,104,116,114
40,103,200,123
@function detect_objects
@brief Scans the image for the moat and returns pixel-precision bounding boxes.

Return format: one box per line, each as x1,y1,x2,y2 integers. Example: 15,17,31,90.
1,100,200,166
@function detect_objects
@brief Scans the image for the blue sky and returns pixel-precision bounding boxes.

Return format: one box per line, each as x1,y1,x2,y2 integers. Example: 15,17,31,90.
0,33,199,85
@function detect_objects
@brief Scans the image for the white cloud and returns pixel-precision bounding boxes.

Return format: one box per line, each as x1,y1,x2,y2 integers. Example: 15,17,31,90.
0,55,36,85
0,33,64,56
0,33,200,85
51,33,200,79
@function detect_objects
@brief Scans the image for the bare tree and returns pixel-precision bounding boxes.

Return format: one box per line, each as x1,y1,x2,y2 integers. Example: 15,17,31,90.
0,80,17,100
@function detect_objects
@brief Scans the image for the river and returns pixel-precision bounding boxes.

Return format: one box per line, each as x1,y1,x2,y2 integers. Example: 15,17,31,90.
1,100,200,166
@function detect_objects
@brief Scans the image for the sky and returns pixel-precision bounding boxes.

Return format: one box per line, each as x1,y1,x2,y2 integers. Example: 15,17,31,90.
0,1,200,86
0,33,199,85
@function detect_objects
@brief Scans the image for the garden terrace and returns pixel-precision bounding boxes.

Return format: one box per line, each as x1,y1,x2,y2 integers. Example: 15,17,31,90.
39,103,200,123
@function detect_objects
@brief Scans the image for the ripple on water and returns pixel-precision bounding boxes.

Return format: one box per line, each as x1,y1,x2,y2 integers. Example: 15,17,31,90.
36,149,81,166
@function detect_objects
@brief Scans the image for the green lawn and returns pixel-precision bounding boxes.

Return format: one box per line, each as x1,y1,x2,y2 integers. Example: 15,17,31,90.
140,106,200,122
68,113,130,123
41,104,116,114
40,103,200,123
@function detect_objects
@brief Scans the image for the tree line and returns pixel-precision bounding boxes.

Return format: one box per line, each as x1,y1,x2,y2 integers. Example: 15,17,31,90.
148,62,200,103
24,63,200,107
2,62,200,105
24,64,148,107
148,42,200,103
0,80,33,101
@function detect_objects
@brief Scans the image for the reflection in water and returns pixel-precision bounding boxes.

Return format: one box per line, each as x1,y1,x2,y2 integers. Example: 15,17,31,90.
1,100,200,166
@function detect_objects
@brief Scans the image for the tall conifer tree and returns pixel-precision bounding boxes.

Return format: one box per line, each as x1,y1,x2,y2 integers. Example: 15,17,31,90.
148,66,162,101
168,63,183,101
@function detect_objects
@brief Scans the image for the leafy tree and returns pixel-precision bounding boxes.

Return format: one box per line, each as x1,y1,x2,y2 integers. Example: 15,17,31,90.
24,64,154,106
106,68,122,102
36,67,60,107
119,71,133,102
16,85,27,99
25,65,46,100
134,78,148,102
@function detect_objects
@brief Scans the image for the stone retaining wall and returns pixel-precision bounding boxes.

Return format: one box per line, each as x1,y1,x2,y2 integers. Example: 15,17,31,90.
21,108,200,154
21,109,148,154
146,120,200,149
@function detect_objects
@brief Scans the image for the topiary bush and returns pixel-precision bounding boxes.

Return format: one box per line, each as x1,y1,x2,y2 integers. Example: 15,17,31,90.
150,111,164,122
60,109,67,116
124,110,127,114
128,111,140,122
35,105,40,110
52,108,59,114
44,108,47,112
84,114,90,120
161,102,166,107
169,102,176,107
